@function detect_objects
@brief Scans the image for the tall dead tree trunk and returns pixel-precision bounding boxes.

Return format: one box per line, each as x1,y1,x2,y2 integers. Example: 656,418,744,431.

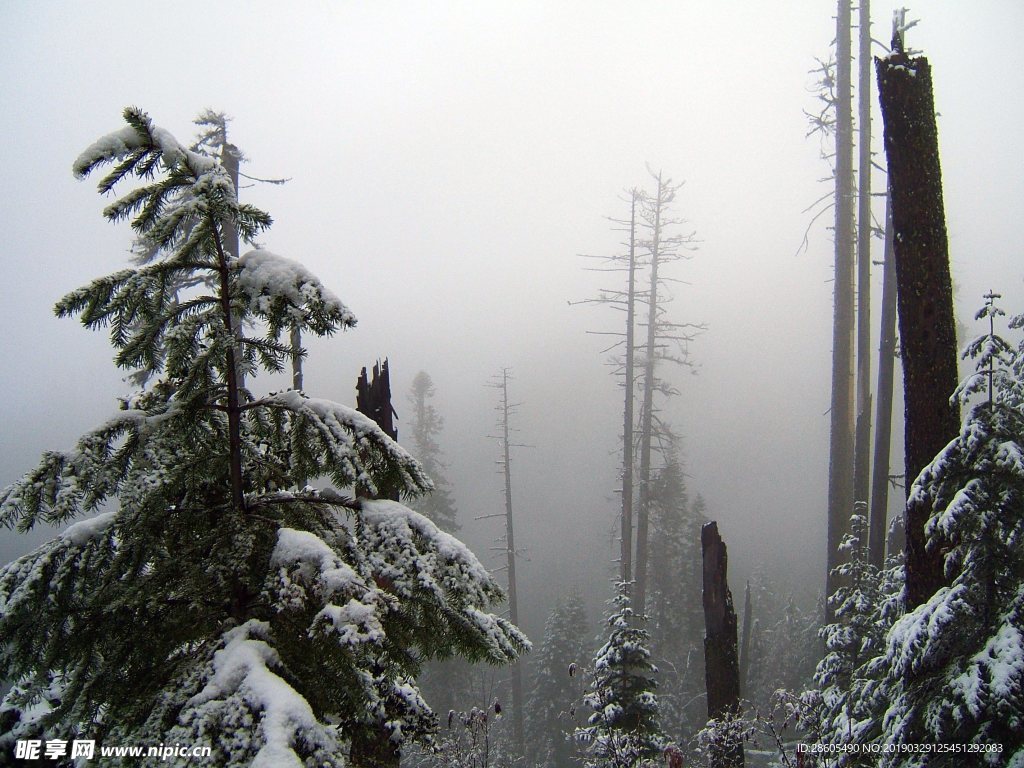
868,194,897,569
876,30,960,609
853,0,873,523
826,0,856,618
702,521,743,768
635,173,666,619
494,369,524,755
621,192,639,588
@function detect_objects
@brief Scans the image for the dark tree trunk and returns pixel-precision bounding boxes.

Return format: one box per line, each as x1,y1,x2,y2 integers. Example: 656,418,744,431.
290,325,303,391
868,194,897,569
876,48,960,609
702,521,744,768
357,359,398,442
738,580,752,694
826,0,856,621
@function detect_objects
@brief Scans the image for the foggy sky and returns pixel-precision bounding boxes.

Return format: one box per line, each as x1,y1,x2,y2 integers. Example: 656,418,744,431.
2,1,1023,635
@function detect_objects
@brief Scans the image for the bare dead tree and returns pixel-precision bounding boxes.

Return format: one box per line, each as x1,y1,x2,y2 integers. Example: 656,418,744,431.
356,359,398,443
634,169,701,619
573,173,701,621
853,0,874,521
571,191,642,588
876,12,959,609
486,368,525,755
825,0,857,622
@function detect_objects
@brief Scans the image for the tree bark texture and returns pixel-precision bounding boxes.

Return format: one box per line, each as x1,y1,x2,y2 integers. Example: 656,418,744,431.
853,0,873,518
702,521,743,768
876,51,960,608
826,0,856,620
868,194,897,569
356,359,398,442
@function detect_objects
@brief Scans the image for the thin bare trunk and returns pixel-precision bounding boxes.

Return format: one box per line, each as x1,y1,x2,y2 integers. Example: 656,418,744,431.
635,174,665,619
826,0,856,619
220,141,245,390
621,192,638,588
212,226,245,515
290,325,303,391
497,369,524,754
868,194,896,569
739,580,752,695
853,0,873,520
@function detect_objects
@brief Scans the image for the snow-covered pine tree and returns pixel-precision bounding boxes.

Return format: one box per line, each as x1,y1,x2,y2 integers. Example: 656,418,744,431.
576,582,663,768
0,108,527,767
811,512,902,765
524,590,588,768
406,371,459,534
874,293,1024,764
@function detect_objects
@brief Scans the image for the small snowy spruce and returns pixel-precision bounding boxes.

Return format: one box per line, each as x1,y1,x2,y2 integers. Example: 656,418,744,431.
525,590,589,768
811,512,903,766
0,108,527,767
576,582,663,768
873,293,1024,765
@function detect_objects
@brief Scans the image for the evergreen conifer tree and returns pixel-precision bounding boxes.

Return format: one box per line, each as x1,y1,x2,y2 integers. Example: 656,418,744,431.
873,294,1024,763
525,591,588,768
812,513,902,765
647,453,707,741
576,583,663,768
0,108,526,767
406,371,459,534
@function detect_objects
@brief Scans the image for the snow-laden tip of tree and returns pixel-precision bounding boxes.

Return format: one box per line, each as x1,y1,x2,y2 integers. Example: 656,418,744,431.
0,108,527,767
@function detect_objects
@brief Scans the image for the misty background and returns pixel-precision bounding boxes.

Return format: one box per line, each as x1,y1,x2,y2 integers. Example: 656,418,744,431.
2,0,1023,640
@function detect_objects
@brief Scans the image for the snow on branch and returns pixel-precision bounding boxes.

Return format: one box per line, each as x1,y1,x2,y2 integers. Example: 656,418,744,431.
257,391,432,498
73,107,214,184
237,249,356,335
179,620,343,768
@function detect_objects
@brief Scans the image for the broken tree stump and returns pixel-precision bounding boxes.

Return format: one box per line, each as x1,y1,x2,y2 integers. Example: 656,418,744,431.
702,521,744,768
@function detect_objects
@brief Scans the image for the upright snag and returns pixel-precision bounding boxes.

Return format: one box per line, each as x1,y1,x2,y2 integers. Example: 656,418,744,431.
876,11,960,609
701,521,744,768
